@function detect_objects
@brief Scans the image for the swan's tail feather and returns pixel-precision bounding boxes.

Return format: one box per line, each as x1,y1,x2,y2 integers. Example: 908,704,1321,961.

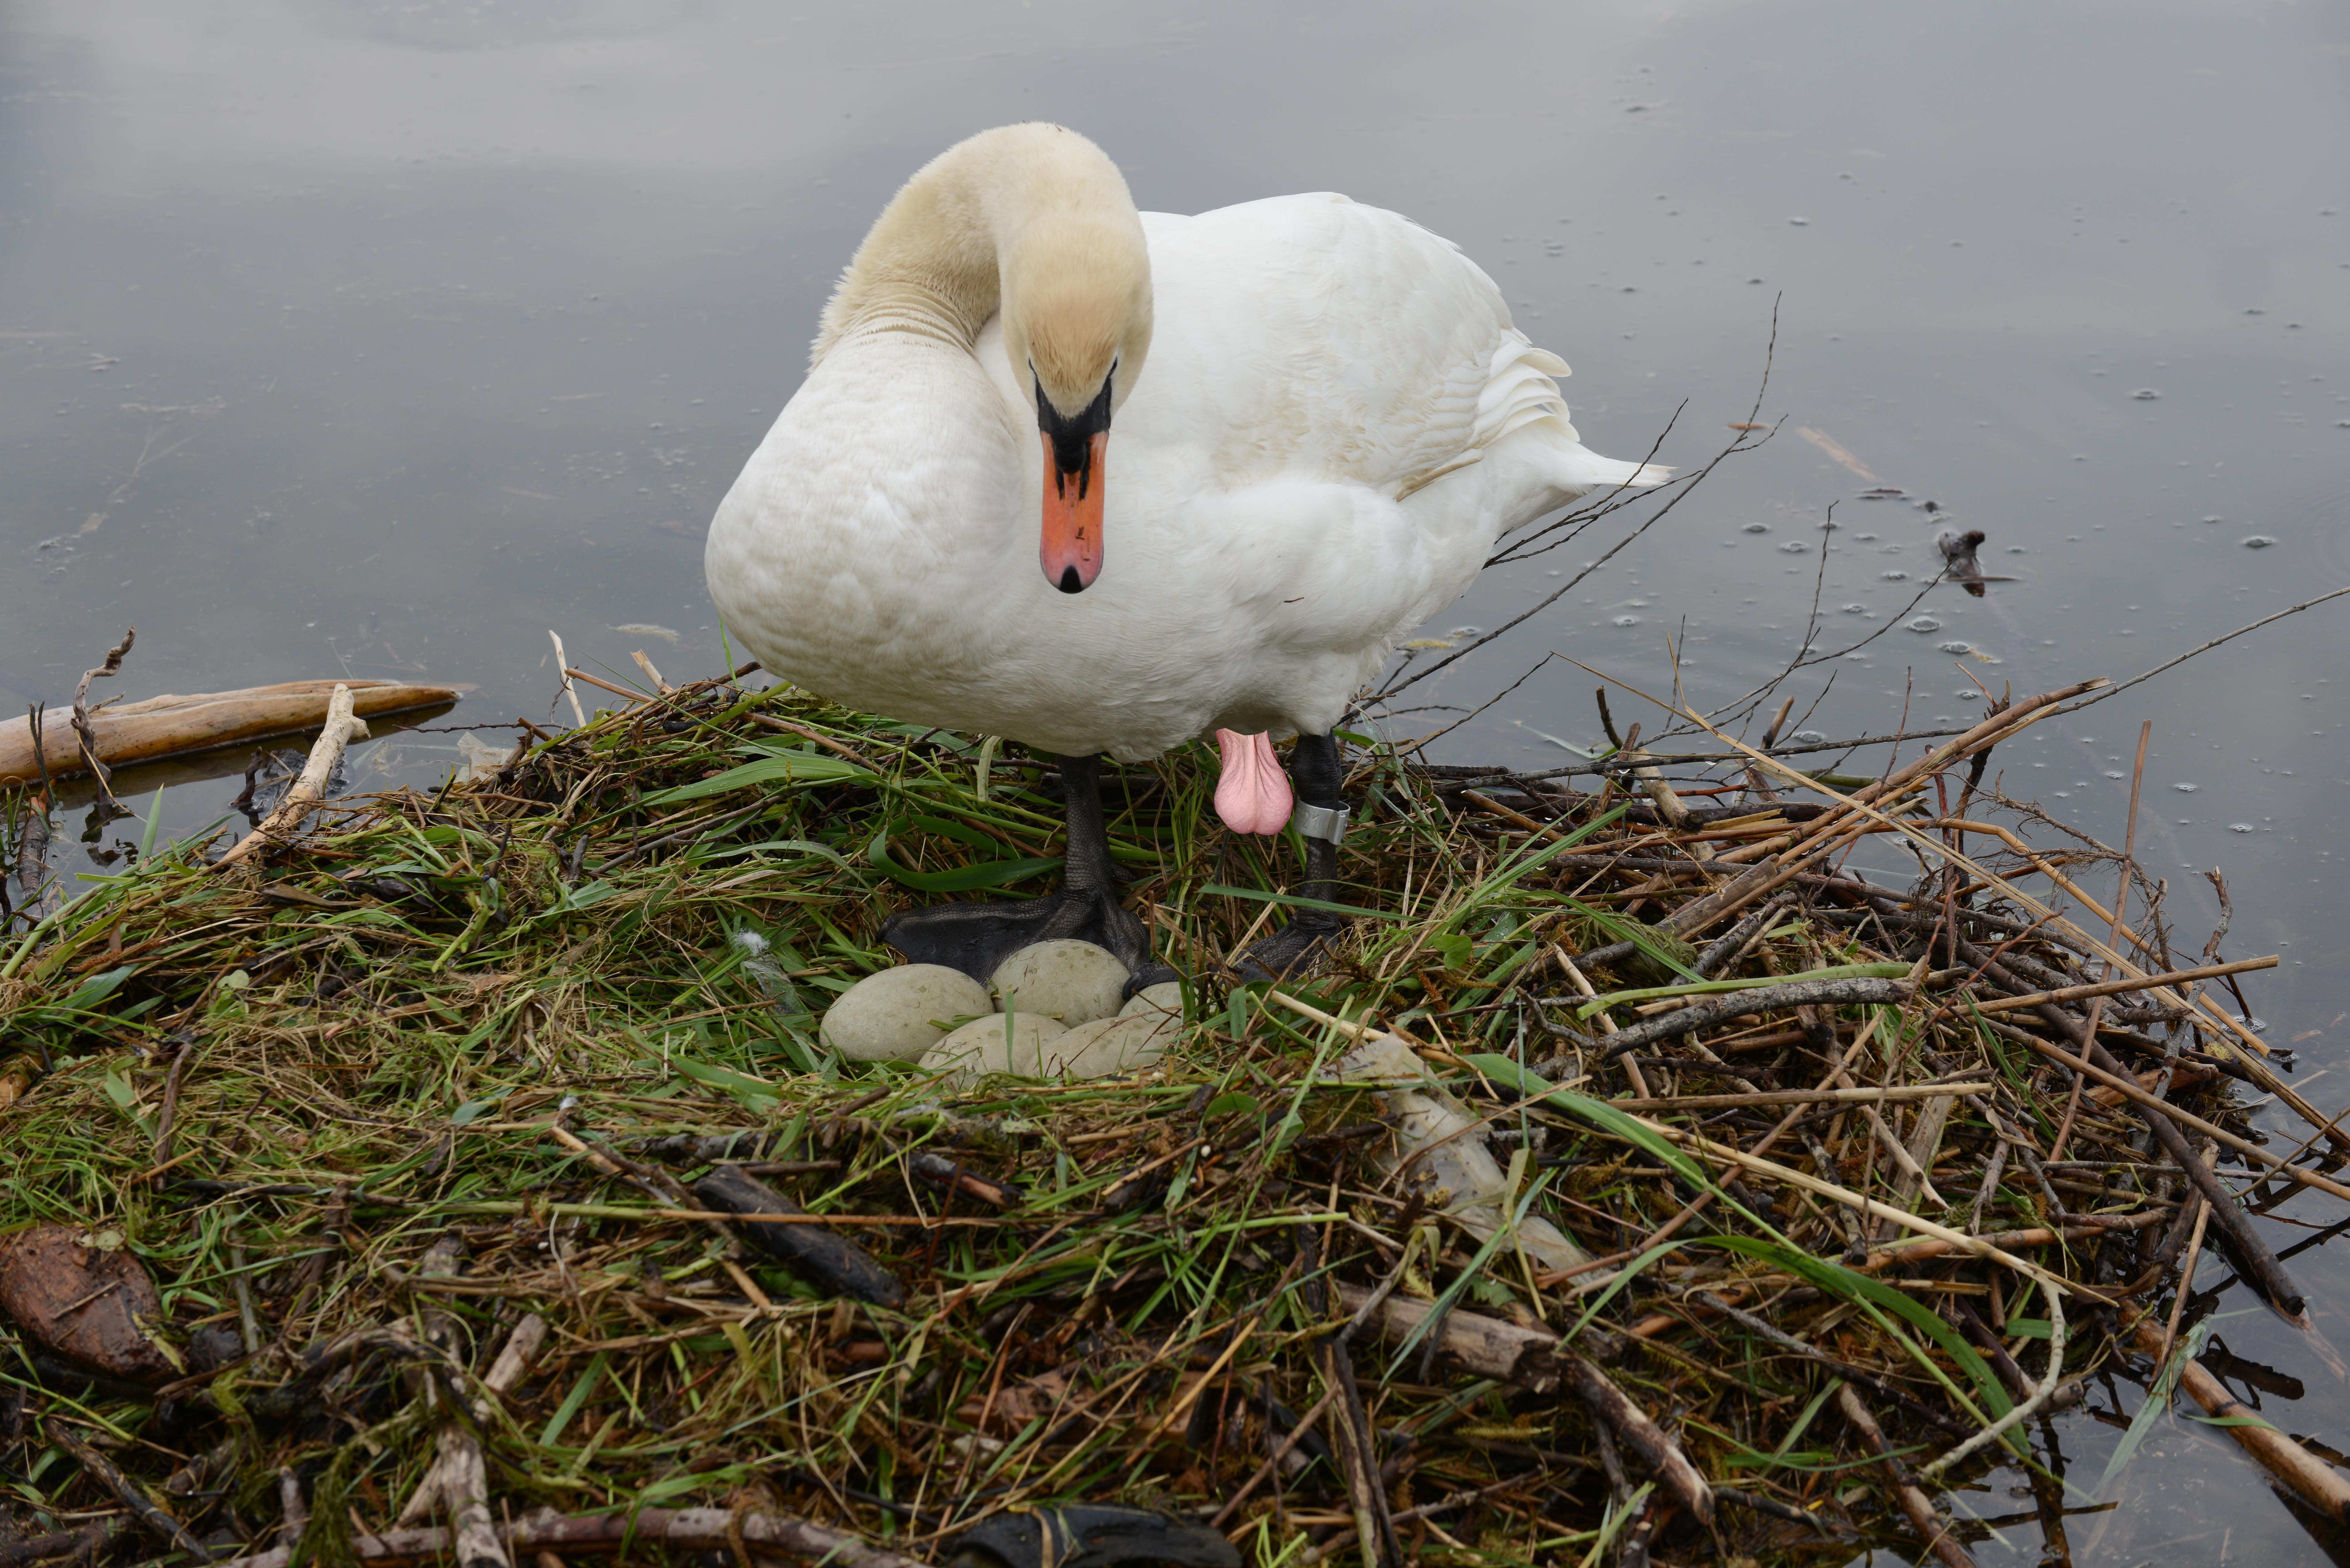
1552,446,1672,497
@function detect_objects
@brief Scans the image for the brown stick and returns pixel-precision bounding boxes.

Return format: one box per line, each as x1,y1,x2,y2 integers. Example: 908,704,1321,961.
209,1507,935,1568
1834,1386,1977,1568
1972,955,2277,1014
1206,1385,1339,1529
0,1520,121,1568
1606,1082,1993,1111
1560,1354,1714,1525
747,712,878,769
1599,976,1915,1057
2126,1316,2350,1524
2050,718,2153,1161
1999,1027,2350,1208
49,1422,211,1561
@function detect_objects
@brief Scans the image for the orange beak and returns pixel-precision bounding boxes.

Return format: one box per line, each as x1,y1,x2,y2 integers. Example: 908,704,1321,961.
1040,429,1107,594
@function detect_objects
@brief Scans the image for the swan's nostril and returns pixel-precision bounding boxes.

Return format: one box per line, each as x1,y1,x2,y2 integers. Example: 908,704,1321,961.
1057,565,1086,595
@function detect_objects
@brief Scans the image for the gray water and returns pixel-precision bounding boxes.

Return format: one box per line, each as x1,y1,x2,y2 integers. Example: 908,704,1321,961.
5,3,2347,1560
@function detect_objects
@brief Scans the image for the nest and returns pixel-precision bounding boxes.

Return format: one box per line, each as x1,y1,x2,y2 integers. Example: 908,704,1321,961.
2,659,2343,1568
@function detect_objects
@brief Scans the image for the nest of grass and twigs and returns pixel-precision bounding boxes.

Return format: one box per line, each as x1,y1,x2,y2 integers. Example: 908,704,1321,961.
2,658,2346,1568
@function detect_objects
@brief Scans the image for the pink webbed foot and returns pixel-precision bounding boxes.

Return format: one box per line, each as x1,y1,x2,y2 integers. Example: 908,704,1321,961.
1213,729,1292,835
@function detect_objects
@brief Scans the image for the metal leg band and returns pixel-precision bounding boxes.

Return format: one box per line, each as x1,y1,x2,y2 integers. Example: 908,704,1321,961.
1290,802,1350,845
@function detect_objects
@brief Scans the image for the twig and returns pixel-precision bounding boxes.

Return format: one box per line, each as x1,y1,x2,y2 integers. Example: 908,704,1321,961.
1917,1281,2067,1479
69,626,135,819
211,684,369,871
1835,1386,1977,1568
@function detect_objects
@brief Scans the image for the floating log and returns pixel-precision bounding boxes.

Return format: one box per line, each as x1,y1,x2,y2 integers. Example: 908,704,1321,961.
0,680,459,785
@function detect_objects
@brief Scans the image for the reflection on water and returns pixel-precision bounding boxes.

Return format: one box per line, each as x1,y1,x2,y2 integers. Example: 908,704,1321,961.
4,1,2349,1559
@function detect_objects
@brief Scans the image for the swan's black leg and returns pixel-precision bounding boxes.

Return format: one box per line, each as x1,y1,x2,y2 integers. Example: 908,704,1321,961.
1235,732,1347,982
881,753,1162,988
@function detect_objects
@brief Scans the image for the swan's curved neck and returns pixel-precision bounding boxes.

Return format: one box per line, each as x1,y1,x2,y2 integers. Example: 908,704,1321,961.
811,124,1149,413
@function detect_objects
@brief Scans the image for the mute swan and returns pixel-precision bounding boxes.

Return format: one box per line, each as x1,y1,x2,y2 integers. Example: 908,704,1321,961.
706,124,1660,984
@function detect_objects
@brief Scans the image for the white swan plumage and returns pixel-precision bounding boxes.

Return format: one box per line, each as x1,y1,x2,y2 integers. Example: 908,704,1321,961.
705,124,1659,772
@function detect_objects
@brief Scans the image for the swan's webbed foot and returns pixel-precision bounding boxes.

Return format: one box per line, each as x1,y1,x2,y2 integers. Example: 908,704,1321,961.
881,885,1148,988
878,753,1160,988
1232,912,1342,984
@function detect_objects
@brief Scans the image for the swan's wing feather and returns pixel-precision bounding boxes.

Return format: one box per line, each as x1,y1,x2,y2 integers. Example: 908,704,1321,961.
1133,196,1593,496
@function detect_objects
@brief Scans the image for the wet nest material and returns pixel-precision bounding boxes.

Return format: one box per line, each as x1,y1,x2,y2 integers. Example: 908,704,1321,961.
2,660,2346,1568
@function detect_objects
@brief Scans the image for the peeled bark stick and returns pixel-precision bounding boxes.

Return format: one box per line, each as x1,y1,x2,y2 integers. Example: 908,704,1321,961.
1834,1386,1977,1568
208,1506,937,1568
1600,976,1914,1057
546,631,587,727
1974,955,2278,1013
1918,1284,2067,1480
0,678,451,785
1333,1282,1568,1392
397,1314,550,1530
2129,1315,2350,1526
211,684,370,871
1560,1354,1715,1526
694,1165,905,1308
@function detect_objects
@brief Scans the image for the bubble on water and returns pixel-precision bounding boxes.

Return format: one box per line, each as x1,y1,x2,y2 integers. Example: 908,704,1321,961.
1447,625,1484,637
2173,782,2198,793
1907,616,1943,633
1743,522,1770,533
1841,603,1868,614
1612,615,1641,627
2229,822,2255,833
1780,540,1810,553
1882,570,1908,581
1792,730,1828,744
2242,535,2276,548
2130,388,2161,400
2105,770,2126,779
1937,641,1972,654
2202,515,2223,524
1789,216,1810,226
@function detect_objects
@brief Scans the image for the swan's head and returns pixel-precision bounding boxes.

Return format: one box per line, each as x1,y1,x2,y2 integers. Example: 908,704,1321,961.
1002,221,1152,594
